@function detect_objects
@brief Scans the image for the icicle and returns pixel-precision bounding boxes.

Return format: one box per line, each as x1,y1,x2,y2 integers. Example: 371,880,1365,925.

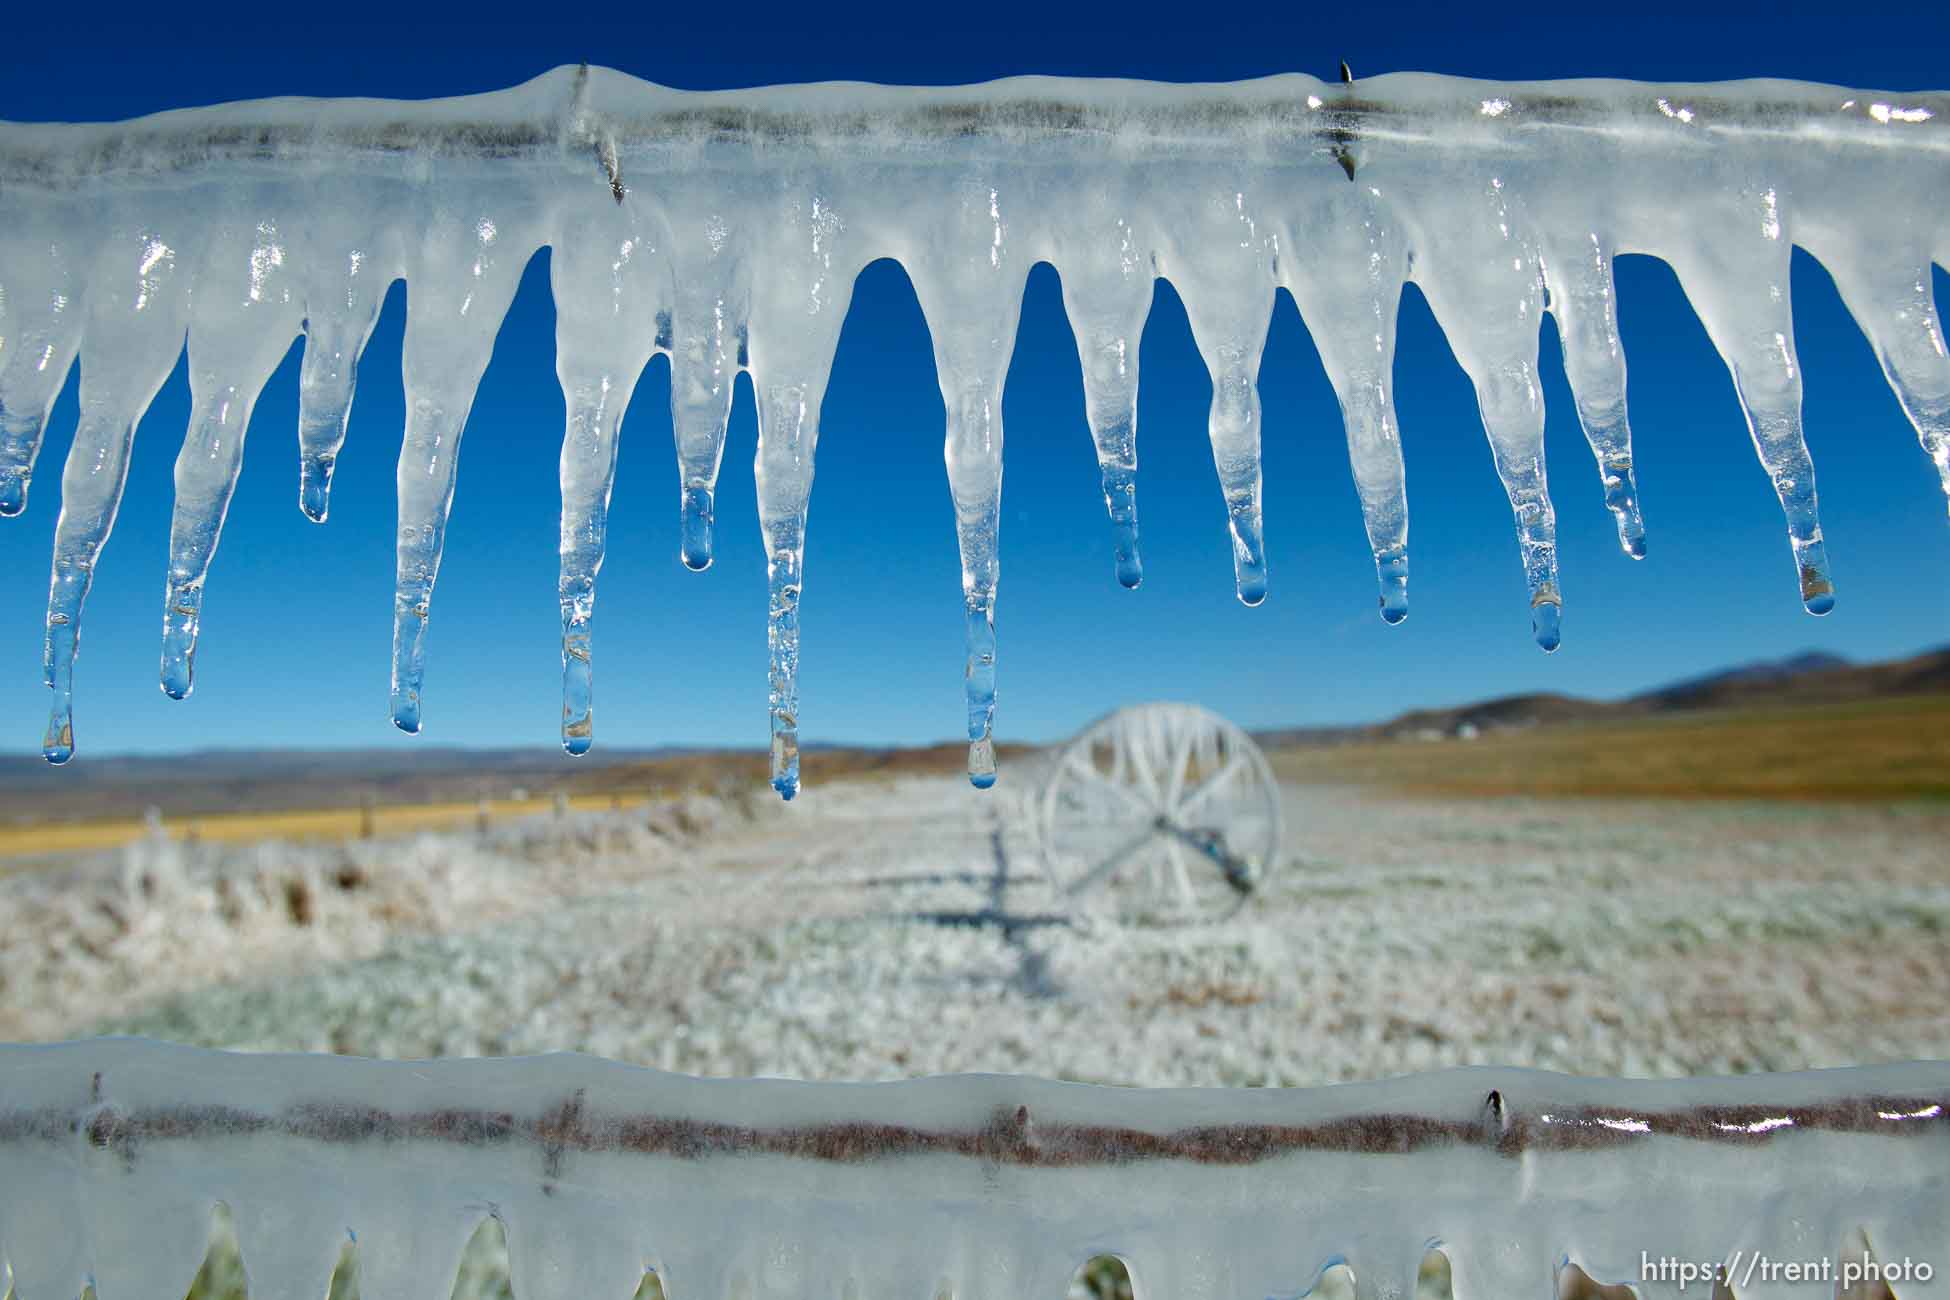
666,232,751,573
389,208,530,734
42,228,194,763
552,203,664,756
1542,232,1647,558
747,183,859,799
160,218,306,699
763,536,805,799
75,1185,211,1300
1411,176,1562,650
658,1241,736,1300
1056,226,1156,589
553,379,621,758
1194,345,1273,607
1822,256,1950,518
0,213,85,518
1283,185,1412,622
1211,1225,1289,1300
910,181,1031,790
1125,1239,1228,1300
504,1203,643,1300
1169,190,1278,607
0,1150,89,1300
940,1225,1076,1300
1856,1204,1950,1300
0,347,78,518
753,355,839,798
941,348,1007,791
1667,202,1833,615
1483,382,1561,654
230,1195,348,1300
343,1207,480,1300
295,230,395,523
1444,1228,1550,1300
1346,1245,1434,1300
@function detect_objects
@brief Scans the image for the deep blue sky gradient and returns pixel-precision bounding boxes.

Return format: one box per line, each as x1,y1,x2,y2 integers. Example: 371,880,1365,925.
2,4,1948,757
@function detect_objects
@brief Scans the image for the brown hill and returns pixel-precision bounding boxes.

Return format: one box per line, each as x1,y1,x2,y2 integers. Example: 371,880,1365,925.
1260,644,1950,747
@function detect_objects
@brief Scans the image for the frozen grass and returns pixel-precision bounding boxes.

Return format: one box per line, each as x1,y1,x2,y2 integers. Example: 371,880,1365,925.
0,793,756,1042
19,772,1945,1083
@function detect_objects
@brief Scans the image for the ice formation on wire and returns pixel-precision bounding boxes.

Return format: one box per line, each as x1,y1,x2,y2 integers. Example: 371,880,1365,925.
0,68,1945,792
2,1039,1948,1300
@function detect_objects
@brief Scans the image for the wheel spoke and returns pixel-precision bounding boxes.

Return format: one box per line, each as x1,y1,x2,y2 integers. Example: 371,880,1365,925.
1125,723,1165,807
1063,749,1154,818
1061,824,1161,898
1176,751,1247,816
1163,716,1193,807
1163,839,1197,908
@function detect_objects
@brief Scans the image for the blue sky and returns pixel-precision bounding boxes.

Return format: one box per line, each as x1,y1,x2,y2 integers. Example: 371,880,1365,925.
1,5,1947,758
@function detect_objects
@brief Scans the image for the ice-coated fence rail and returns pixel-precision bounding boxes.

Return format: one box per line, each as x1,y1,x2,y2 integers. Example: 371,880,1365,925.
1,67,1945,794
2,1040,1947,1300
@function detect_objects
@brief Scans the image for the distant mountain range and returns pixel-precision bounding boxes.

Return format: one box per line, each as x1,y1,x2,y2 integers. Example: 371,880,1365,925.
1,645,1944,822
1257,644,1950,748
0,738,1030,825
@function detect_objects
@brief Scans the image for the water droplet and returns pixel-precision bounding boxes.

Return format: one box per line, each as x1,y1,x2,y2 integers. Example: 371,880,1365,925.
561,630,593,756
1798,547,1836,615
964,600,998,789
1376,546,1408,623
1101,463,1143,589
1602,455,1647,560
681,485,715,571
37,491,121,767
159,593,198,699
389,396,467,736
0,388,60,518
968,735,997,789
297,298,376,524
768,554,803,800
390,589,430,734
557,384,625,759
42,710,73,765
160,387,267,707
1227,494,1267,606
43,614,76,764
299,451,336,523
771,724,799,800
1531,589,1562,653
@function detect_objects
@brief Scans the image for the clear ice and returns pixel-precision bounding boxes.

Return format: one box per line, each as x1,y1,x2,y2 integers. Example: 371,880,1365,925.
2,1040,1949,1300
0,68,1944,785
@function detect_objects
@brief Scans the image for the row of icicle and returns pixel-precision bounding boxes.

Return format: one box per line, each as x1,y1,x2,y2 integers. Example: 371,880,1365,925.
1,79,1947,798
4,230,1944,797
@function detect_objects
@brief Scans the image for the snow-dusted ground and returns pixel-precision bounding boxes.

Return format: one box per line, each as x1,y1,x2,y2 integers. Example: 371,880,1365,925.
11,770,1948,1085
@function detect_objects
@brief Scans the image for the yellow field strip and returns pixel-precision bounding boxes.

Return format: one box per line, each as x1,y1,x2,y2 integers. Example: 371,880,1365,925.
1266,692,1950,801
0,794,654,861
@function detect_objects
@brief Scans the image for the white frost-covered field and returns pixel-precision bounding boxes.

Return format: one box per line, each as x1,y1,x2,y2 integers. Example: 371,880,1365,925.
8,771,1950,1085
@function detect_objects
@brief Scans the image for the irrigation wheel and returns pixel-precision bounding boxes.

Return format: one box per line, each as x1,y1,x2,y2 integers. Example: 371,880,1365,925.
1037,703,1284,923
